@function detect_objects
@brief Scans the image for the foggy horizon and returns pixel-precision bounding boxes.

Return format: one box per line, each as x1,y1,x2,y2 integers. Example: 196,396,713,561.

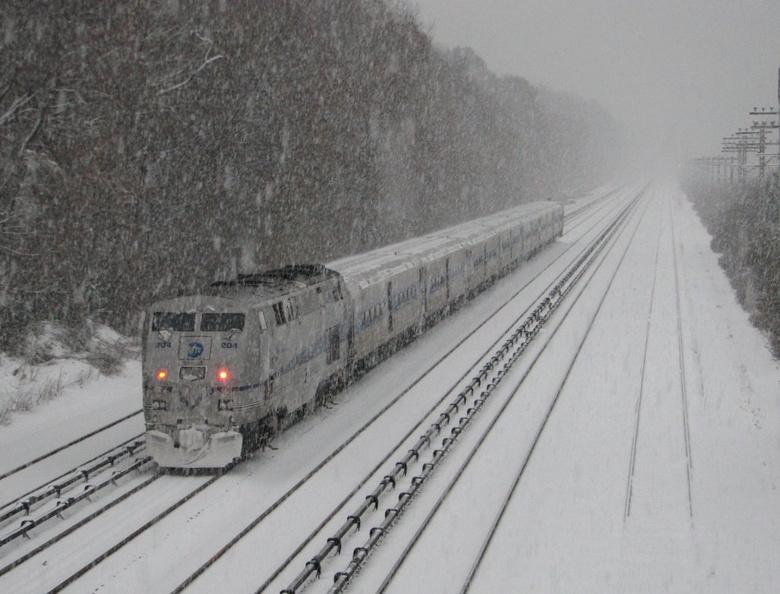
410,0,780,175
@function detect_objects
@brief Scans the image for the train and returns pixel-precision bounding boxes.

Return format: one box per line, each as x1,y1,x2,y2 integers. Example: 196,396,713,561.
142,201,564,469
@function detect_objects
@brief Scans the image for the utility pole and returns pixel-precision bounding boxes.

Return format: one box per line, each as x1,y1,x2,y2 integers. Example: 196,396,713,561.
748,109,779,178
691,156,738,183
722,129,761,183
695,68,780,188
714,156,738,183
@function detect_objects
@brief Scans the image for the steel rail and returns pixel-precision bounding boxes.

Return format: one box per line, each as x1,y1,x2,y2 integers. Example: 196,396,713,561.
274,190,645,594
0,438,145,525
458,192,650,593
44,474,218,593
0,456,152,548
669,194,695,520
0,409,143,483
329,190,646,594
623,205,663,520
171,192,630,594
274,193,637,594
0,468,160,579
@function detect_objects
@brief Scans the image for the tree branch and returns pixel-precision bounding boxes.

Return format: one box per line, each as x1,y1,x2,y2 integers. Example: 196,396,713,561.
18,111,44,156
156,54,224,96
0,93,34,127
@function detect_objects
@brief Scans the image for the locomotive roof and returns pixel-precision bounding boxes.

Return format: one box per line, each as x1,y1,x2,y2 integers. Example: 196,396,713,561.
209,264,341,298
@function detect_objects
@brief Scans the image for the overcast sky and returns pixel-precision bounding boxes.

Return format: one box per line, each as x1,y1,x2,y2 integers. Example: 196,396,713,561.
409,0,780,172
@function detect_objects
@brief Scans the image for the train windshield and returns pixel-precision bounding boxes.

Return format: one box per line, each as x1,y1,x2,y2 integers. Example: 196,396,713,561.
152,312,196,332
200,313,245,332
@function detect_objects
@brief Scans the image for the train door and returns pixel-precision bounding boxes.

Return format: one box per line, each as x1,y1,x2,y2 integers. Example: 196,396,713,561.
326,325,340,365
445,258,450,300
387,281,394,333
419,268,427,313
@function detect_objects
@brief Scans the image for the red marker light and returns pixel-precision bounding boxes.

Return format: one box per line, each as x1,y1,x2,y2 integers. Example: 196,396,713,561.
157,370,168,380
217,369,230,381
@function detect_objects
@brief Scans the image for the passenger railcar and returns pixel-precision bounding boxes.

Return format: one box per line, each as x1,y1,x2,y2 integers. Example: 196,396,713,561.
142,201,563,469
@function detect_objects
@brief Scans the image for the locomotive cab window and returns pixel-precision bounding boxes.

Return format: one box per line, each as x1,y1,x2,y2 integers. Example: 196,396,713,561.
152,312,196,332
272,298,299,326
201,313,245,332
273,302,286,325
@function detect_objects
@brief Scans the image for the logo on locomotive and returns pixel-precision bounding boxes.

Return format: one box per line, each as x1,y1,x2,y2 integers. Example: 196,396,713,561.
187,341,204,358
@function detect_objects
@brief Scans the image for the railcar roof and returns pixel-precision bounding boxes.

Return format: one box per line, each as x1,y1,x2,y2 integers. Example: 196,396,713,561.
329,201,559,284
330,251,419,281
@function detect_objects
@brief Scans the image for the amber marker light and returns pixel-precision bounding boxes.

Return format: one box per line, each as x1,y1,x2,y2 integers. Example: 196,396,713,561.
217,369,230,382
157,370,168,380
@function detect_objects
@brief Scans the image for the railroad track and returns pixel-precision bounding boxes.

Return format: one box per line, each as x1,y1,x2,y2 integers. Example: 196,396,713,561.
452,190,651,594
670,195,695,520
0,437,158,581
130,187,642,594
0,410,154,570
0,437,148,538
168,192,638,592
563,184,630,227
0,187,641,593
623,198,662,520
624,187,694,523
0,409,143,495
303,188,649,594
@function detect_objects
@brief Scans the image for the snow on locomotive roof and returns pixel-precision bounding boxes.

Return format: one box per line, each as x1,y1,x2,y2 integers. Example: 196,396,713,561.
209,265,341,299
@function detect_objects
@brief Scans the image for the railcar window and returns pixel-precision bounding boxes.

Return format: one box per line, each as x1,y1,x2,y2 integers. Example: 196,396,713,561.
201,313,245,332
152,312,195,332
361,303,383,328
431,274,446,291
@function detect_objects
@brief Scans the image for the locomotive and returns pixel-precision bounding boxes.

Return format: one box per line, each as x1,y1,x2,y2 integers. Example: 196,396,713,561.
142,201,563,469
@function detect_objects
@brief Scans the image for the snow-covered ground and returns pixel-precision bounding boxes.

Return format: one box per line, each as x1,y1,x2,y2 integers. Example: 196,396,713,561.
1,181,778,593
357,182,780,593
471,183,780,593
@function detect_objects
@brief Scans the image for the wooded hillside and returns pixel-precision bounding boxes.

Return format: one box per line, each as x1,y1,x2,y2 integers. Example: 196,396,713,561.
0,0,624,352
